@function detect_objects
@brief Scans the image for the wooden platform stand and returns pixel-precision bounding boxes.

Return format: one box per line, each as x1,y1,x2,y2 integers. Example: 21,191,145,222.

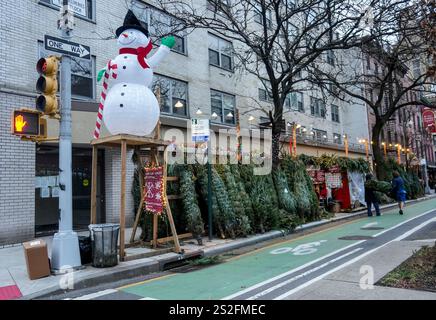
90,131,182,262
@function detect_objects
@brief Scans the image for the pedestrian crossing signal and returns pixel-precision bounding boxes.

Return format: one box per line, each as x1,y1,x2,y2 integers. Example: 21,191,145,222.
12,110,40,136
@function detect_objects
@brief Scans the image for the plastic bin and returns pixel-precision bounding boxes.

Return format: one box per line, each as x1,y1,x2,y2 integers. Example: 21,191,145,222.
78,236,92,265
88,224,120,268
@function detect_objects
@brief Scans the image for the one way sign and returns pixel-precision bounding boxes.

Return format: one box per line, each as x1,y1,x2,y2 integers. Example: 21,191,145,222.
44,35,91,59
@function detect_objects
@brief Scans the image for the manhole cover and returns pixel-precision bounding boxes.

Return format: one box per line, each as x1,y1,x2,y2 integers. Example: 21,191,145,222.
338,235,373,240
360,227,384,230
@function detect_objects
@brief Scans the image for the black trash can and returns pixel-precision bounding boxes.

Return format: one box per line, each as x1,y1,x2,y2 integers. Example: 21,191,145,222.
78,236,92,265
88,224,120,268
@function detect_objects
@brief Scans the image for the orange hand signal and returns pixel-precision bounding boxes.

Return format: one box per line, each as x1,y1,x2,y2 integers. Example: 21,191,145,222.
15,115,27,132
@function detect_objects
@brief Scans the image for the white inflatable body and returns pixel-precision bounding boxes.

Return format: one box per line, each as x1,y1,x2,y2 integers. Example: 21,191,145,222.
102,28,170,136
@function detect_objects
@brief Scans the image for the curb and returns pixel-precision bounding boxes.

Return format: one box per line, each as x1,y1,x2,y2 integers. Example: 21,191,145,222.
25,194,436,299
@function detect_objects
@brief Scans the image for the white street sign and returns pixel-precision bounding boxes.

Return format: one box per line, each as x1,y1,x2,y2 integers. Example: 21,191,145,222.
44,35,91,59
191,118,210,143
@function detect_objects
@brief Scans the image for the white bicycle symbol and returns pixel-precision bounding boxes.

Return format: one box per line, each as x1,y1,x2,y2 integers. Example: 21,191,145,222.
269,240,327,255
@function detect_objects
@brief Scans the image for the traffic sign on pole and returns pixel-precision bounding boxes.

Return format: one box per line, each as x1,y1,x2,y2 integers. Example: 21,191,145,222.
191,118,210,142
44,35,90,59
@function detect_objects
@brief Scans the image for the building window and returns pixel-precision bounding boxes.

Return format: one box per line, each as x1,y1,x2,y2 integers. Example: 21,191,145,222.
258,79,274,102
254,4,273,29
38,41,95,99
326,50,335,66
310,97,326,118
211,89,236,125
312,129,328,142
331,104,340,123
286,92,304,112
296,125,306,136
151,75,188,117
333,133,342,144
207,0,231,14
208,33,233,71
40,0,94,20
136,6,187,55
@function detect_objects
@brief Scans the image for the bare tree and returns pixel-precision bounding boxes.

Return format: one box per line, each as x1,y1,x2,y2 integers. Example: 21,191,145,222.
310,2,436,179
153,0,410,167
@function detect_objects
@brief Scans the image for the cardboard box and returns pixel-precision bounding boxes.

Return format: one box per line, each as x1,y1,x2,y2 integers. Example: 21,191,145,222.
23,239,50,280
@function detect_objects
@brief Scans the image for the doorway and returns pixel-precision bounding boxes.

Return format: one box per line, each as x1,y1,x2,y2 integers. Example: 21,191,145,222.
35,145,105,236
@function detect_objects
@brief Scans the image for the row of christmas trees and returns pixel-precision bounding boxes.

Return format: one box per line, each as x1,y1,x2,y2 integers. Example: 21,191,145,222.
161,155,320,241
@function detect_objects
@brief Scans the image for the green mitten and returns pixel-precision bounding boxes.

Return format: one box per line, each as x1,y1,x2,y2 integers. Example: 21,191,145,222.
97,68,106,82
161,36,176,49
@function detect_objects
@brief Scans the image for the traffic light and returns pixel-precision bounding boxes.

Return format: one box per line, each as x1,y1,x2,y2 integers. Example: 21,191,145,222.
36,55,59,117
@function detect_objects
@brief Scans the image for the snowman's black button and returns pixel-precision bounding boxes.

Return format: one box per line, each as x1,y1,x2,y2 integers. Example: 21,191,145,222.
123,66,126,69
120,104,124,107
121,93,125,96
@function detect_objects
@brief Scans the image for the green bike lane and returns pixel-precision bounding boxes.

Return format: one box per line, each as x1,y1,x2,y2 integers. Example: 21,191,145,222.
119,198,436,300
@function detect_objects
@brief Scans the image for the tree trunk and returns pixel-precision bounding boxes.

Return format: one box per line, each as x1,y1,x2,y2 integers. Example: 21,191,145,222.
272,128,281,169
372,121,386,180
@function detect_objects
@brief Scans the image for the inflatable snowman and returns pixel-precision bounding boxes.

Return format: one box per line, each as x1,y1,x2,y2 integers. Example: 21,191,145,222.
93,10,175,138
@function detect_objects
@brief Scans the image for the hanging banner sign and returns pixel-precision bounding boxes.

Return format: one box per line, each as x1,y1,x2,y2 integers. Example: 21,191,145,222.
143,166,165,214
422,108,436,133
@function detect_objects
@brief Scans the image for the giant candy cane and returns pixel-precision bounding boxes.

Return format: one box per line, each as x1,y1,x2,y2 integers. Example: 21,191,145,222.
93,61,118,139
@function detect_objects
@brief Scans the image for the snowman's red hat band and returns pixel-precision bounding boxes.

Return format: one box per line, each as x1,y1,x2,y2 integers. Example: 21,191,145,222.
119,40,153,69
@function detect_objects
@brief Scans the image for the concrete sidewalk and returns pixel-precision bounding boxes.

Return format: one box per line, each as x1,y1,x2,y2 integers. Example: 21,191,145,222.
0,195,434,300
284,240,436,300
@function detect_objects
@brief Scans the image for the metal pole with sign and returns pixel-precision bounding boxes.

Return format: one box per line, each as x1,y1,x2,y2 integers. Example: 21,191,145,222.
51,0,81,272
191,118,212,240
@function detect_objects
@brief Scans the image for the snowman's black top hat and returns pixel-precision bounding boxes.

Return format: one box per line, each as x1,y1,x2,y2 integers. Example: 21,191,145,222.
116,10,149,37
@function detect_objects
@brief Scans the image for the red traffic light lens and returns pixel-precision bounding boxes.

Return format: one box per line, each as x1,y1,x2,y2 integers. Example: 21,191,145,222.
36,58,47,74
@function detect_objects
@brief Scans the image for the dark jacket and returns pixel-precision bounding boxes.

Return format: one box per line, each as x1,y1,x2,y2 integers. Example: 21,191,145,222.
364,182,379,203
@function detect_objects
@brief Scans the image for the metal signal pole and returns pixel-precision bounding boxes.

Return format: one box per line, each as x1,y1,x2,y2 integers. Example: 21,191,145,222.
51,0,81,271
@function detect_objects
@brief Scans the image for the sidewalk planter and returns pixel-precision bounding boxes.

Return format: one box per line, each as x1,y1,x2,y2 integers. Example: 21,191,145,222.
89,224,120,268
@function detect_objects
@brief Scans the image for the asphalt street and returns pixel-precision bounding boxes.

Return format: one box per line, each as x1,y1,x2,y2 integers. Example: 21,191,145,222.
50,198,436,300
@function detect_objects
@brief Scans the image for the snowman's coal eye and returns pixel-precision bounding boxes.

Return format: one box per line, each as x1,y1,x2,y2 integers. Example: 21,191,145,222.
121,93,125,96
123,84,127,87
120,104,124,108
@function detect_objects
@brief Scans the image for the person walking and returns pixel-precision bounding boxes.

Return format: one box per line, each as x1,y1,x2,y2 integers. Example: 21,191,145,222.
364,174,381,217
392,171,407,215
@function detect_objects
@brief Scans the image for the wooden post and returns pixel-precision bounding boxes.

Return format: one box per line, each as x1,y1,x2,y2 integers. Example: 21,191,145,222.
120,139,127,261
90,145,98,224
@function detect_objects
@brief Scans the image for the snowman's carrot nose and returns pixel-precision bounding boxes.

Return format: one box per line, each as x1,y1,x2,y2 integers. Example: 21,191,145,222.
122,33,129,38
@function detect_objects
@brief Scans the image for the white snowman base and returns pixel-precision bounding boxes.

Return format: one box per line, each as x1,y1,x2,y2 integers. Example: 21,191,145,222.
103,83,160,136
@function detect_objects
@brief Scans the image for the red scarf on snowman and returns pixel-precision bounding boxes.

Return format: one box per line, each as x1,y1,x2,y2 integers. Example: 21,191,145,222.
119,40,153,69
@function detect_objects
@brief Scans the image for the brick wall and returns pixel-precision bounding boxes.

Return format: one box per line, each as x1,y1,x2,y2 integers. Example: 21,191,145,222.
104,148,135,226
0,92,35,245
